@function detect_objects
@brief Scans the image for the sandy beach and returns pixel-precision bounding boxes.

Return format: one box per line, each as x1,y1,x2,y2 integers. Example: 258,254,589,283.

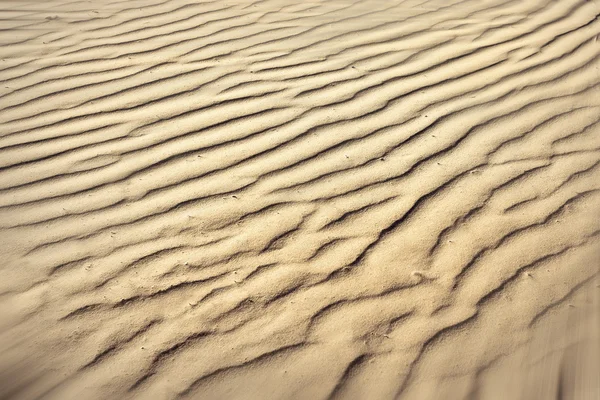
0,0,599,399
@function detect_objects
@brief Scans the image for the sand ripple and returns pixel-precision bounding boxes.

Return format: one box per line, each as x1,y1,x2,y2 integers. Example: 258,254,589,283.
0,0,599,399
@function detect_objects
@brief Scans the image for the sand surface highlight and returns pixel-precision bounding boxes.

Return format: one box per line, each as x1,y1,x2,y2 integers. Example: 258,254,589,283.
0,0,599,399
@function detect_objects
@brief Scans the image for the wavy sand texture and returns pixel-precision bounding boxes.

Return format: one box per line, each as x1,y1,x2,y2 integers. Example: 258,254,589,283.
0,0,599,399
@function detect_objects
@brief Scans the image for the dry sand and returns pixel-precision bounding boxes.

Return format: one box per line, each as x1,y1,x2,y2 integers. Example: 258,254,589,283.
0,0,599,399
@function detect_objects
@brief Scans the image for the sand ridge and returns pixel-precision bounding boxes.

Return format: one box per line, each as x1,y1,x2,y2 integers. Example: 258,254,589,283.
0,0,599,399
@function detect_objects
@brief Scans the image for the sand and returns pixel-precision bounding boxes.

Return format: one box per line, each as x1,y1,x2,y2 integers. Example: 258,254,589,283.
0,0,599,399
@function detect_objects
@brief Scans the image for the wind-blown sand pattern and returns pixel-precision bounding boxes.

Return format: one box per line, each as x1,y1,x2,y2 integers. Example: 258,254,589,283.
0,0,599,399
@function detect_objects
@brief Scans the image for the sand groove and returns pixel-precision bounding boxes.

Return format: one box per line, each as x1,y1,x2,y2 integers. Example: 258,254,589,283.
0,0,599,399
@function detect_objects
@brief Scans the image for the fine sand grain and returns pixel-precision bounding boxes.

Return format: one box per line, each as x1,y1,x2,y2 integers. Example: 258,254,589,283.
0,0,599,399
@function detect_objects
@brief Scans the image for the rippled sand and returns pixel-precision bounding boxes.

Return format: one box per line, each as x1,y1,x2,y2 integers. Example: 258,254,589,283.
0,0,599,399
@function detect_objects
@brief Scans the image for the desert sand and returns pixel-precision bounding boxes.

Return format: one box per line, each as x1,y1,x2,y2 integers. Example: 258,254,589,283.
0,0,599,399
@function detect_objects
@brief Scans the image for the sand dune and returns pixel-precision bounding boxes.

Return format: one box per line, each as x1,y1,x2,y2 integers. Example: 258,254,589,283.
0,0,599,399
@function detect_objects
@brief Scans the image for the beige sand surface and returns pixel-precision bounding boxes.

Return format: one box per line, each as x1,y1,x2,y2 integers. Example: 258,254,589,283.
0,0,599,399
